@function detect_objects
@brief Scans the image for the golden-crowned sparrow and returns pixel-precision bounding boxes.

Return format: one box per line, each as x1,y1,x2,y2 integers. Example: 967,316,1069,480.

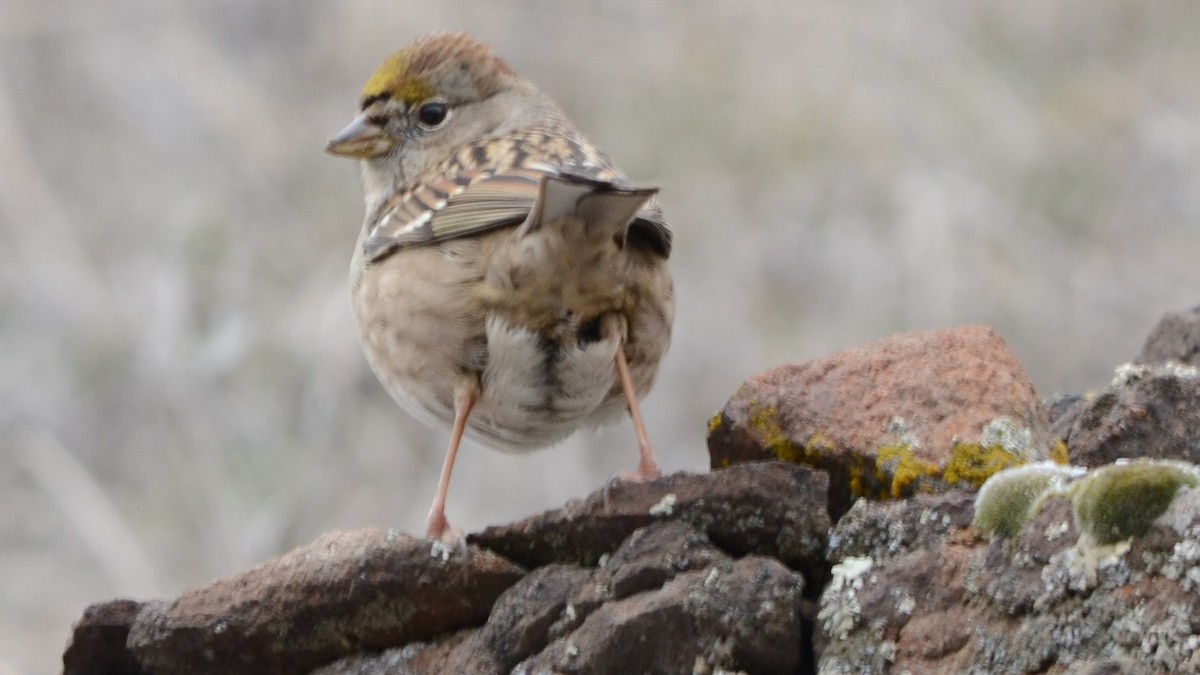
326,32,674,540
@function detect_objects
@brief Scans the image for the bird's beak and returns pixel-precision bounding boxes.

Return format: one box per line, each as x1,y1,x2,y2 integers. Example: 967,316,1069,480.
325,112,395,158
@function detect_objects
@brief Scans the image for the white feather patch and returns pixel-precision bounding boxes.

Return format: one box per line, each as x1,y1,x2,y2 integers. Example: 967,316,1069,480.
471,314,620,450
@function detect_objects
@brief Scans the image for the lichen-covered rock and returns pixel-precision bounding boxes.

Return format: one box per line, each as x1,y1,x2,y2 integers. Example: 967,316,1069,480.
708,325,1062,517
1137,305,1200,366
310,631,476,675
827,490,976,563
1053,362,1200,468
820,463,1200,674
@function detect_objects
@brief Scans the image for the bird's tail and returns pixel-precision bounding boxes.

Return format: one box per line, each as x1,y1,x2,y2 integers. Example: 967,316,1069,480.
516,173,658,250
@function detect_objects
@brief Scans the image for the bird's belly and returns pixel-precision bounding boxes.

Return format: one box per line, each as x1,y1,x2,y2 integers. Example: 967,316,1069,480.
467,314,624,450
356,278,625,451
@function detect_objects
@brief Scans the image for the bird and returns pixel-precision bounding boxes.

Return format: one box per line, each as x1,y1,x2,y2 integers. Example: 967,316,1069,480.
325,32,675,541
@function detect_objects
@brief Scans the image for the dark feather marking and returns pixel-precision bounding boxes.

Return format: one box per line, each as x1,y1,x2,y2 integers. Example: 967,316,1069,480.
533,334,562,414
577,316,603,345
471,144,489,168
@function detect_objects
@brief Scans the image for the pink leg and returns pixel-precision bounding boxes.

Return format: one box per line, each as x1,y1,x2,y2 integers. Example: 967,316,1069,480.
604,315,662,481
425,384,477,540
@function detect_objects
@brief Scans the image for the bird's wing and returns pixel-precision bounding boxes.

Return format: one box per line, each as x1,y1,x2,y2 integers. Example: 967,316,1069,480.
362,128,673,262
362,169,544,262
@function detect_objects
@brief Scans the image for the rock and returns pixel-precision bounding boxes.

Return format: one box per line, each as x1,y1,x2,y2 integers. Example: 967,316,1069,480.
97,469,827,675
819,463,1200,674
520,556,806,674
316,522,804,674
1137,305,1200,366
475,563,594,671
310,631,476,675
469,462,830,582
123,528,524,675
826,490,976,563
576,520,733,604
708,325,1062,518
62,599,147,675
64,312,1200,675
1053,363,1200,467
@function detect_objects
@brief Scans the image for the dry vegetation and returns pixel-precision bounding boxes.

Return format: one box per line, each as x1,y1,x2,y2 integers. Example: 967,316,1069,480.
2,2,1199,672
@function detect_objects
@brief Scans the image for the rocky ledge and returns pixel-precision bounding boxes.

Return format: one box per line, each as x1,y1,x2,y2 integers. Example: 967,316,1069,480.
64,307,1200,674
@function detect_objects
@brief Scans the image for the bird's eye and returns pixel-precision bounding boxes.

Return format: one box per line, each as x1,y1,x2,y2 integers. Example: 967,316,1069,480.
417,101,448,127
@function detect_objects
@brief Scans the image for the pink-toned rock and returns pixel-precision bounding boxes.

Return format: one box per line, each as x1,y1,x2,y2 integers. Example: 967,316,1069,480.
124,528,524,675
708,325,1061,517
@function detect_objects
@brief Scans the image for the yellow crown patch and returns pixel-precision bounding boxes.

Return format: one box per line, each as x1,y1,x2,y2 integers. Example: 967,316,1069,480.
361,51,435,105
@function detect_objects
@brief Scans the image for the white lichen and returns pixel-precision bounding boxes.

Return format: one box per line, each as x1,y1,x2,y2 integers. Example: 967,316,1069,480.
818,556,874,640
649,492,677,517
979,417,1038,458
885,416,921,449
429,539,454,561
1111,361,1200,388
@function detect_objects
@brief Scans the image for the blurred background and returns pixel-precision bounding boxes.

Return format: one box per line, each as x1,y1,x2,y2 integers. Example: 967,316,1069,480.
3,1,1199,671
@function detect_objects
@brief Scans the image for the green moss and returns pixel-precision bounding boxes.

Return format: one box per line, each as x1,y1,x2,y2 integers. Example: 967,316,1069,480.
1072,461,1200,545
943,442,1028,489
973,462,1082,537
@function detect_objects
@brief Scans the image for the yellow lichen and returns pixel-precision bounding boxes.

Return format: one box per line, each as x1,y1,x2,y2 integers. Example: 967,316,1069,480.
876,444,941,499
747,402,803,461
943,443,1027,489
1050,440,1070,465
805,433,836,454
707,411,724,435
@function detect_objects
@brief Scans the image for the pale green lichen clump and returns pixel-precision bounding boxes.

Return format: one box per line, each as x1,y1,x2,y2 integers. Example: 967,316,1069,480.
974,462,1084,537
1072,460,1200,545
976,460,1200,542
